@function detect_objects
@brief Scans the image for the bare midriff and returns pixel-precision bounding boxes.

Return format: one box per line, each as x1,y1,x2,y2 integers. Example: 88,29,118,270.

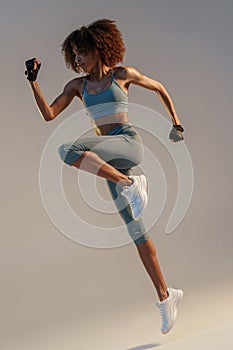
95,112,129,135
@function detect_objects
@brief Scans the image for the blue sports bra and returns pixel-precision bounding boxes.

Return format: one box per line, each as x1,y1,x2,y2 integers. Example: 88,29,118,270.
82,71,128,120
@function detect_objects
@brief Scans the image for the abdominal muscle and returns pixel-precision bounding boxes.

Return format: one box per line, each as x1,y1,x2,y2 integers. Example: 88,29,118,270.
94,112,129,135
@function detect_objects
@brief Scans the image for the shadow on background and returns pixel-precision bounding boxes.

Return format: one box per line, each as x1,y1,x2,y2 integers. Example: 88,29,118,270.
126,343,160,350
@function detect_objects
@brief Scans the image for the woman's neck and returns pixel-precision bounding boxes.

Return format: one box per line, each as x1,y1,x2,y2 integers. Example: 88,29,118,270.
88,61,112,82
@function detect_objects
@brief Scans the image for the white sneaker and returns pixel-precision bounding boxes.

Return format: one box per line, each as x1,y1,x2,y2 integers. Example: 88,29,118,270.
121,175,148,220
155,287,183,334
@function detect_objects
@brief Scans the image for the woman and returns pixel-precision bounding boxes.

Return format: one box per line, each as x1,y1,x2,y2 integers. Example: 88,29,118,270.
25,19,184,334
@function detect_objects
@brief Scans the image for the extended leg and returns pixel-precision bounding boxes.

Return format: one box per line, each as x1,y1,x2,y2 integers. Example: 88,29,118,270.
106,171,183,334
136,238,168,301
107,175,167,301
136,238,183,334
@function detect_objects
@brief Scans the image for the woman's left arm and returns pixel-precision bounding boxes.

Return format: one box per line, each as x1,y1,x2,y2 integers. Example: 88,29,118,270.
125,66,182,127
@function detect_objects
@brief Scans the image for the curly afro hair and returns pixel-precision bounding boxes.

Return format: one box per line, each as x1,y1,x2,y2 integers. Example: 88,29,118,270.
61,19,125,73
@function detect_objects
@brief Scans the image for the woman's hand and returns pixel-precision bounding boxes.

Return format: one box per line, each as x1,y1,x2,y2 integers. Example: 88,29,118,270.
25,57,41,81
169,125,184,142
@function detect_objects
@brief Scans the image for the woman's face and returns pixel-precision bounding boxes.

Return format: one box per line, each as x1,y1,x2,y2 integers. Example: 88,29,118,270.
72,44,98,73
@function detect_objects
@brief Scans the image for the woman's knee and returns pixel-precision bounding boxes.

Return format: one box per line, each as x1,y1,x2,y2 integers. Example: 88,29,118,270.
133,234,150,246
128,228,150,245
58,142,84,165
58,143,72,162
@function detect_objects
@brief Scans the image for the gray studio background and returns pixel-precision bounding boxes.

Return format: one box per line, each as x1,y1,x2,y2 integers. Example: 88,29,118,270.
1,0,233,349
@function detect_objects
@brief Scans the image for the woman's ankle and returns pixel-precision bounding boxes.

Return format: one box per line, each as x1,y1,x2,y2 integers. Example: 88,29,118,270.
118,177,133,188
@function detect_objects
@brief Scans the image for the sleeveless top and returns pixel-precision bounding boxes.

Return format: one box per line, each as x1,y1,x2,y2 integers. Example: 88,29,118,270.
82,71,128,120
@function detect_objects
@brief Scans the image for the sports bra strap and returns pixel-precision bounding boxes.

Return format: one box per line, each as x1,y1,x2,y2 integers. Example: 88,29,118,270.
82,77,87,95
111,69,116,83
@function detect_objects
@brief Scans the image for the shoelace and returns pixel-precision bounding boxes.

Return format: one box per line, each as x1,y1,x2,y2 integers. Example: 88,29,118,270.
123,189,137,208
159,304,167,322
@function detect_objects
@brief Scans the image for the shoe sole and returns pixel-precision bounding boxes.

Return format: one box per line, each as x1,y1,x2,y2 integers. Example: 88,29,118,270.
133,175,148,220
175,290,184,309
173,289,183,321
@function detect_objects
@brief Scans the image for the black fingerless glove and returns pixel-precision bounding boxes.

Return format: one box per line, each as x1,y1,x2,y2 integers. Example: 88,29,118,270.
173,125,184,133
25,58,41,81
169,124,184,142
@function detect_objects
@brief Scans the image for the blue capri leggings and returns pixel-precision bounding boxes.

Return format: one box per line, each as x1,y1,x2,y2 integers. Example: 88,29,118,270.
58,123,150,245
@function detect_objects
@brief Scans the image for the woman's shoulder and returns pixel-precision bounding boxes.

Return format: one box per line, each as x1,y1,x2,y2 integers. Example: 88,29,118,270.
64,76,87,97
66,76,86,87
113,65,138,80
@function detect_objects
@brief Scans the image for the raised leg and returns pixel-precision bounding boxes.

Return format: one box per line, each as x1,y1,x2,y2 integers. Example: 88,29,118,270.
71,150,133,188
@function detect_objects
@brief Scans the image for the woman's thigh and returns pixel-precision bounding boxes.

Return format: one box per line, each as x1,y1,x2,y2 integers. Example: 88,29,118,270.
58,133,144,168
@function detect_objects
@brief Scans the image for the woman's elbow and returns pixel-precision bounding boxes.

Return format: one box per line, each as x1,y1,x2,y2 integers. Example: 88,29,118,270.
42,114,52,122
154,81,165,94
41,113,54,122
43,109,56,122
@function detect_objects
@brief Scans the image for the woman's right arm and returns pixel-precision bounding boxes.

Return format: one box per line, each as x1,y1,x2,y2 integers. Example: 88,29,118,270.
26,58,80,122
29,80,78,122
